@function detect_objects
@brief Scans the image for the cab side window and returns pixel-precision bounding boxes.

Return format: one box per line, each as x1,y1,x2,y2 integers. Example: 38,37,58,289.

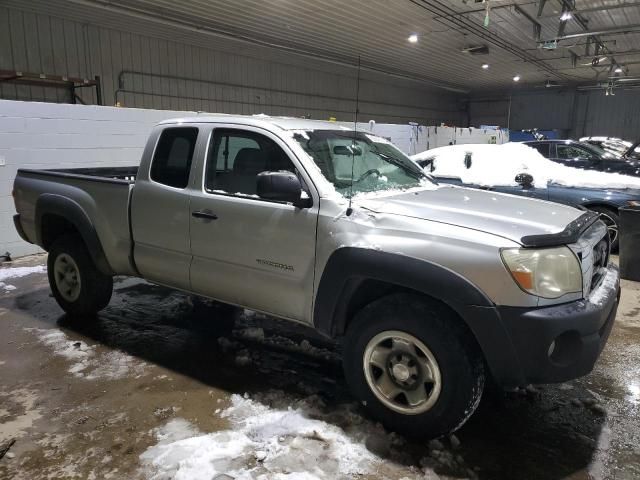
150,128,199,188
557,144,595,160
205,129,296,196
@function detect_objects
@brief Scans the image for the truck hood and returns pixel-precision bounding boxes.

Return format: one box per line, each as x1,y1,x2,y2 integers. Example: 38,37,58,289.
354,185,583,245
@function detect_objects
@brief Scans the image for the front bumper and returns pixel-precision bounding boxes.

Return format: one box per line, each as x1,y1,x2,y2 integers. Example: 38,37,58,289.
465,263,620,387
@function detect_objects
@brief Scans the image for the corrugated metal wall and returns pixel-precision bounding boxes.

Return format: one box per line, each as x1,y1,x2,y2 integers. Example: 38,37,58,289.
573,89,640,140
469,90,577,134
469,88,640,140
0,5,465,126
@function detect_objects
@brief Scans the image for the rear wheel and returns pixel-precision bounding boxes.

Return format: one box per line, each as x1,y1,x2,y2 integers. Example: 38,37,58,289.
343,293,485,439
47,235,113,316
589,206,619,252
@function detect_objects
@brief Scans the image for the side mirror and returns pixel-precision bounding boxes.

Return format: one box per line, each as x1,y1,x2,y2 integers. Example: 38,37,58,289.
515,173,534,187
257,171,311,207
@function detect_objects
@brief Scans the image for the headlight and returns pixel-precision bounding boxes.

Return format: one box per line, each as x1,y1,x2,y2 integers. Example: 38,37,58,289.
501,246,582,299
627,200,640,207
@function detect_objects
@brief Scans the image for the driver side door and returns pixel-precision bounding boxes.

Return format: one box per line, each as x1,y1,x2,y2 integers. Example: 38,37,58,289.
189,126,319,323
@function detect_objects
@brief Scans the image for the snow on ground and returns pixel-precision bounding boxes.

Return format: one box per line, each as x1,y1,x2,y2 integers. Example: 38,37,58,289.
27,328,146,380
140,392,408,480
412,143,640,190
0,265,46,292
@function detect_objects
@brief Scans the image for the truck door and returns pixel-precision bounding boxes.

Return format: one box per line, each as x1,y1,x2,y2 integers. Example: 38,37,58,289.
189,126,319,323
130,126,201,290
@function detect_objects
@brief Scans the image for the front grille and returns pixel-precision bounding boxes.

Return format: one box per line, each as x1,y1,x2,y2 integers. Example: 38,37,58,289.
590,237,610,291
568,220,609,296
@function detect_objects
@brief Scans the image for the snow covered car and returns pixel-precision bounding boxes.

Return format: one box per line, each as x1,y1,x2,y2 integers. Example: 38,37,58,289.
412,143,640,250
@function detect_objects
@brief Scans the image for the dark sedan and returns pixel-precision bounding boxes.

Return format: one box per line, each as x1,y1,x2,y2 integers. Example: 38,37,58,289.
523,139,640,177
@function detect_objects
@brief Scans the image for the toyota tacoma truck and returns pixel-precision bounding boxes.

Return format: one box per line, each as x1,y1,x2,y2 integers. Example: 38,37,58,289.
12,115,620,438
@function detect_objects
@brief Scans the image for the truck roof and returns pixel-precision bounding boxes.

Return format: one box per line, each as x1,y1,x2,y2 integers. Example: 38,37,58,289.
158,114,358,132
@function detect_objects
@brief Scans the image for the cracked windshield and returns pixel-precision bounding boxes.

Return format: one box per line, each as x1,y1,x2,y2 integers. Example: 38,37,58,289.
293,130,432,197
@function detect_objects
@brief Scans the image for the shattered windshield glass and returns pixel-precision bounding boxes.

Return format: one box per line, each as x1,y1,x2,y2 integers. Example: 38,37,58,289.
292,130,432,197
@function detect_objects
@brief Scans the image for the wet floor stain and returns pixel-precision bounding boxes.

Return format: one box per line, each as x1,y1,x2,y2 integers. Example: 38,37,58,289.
0,255,639,479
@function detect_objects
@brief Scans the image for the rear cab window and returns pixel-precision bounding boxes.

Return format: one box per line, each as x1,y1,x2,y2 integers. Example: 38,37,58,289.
150,127,199,188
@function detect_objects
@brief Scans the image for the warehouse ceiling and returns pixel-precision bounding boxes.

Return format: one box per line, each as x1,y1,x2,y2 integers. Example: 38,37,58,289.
10,0,640,93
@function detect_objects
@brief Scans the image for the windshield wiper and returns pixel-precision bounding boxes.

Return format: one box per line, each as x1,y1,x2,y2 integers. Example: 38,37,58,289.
374,151,425,179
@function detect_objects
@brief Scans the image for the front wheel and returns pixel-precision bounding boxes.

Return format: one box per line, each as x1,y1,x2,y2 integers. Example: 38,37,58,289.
343,293,485,439
47,234,113,316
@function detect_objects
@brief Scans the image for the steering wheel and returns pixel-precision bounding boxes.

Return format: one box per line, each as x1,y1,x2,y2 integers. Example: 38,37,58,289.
355,168,381,182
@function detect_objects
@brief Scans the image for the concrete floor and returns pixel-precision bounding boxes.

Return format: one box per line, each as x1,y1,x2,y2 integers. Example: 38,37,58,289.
0,254,639,479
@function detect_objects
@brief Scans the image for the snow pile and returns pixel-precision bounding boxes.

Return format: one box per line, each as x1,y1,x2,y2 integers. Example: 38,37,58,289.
140,393,380,480
412,143,640,190
0,265,46,292
589,267,619,305
28,328,146,380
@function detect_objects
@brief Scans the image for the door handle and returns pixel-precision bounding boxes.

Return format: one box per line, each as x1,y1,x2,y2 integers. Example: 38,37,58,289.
192,210,218,220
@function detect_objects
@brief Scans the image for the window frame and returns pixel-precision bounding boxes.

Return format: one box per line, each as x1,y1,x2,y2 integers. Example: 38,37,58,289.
202,127,312,205
148,126,200,190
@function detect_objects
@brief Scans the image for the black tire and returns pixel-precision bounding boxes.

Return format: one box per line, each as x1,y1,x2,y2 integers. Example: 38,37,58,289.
343,293,485,439
589,206,620,252
47,234,113,316
190,296,238,336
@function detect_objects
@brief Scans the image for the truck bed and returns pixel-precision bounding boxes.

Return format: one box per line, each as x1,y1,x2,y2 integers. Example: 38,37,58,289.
13,166,138,275
20,166,138,184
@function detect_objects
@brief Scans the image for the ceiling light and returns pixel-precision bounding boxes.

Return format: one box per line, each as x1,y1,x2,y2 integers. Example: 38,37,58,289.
615,67,623,73
513,75,521,82
408,34,418,43
482,63,489,69
560,11,572,21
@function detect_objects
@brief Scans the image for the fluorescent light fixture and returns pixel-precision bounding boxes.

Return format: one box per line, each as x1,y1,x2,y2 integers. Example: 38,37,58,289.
408,34,418,43
482,63,489,69
615,67,623,73
513,75,521,82
560,12,572,21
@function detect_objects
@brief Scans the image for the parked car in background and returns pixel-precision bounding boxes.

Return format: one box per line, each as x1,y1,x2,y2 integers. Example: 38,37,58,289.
522,139,640,177
413,143,640,250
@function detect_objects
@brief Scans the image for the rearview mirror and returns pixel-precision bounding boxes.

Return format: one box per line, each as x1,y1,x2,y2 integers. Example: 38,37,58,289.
515,173,534,187
333,145,362,156
257,171,311,207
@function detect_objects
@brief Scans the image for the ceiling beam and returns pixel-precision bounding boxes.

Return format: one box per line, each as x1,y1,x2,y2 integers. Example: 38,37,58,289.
513,4,542,40
540,1,640,18
547,24,640,42
537,0,548,17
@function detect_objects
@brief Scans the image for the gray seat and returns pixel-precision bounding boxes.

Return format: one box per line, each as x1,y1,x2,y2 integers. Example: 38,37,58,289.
225,148,267,195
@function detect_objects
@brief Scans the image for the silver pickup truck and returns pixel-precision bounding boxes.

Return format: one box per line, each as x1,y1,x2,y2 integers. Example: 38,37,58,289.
12,115,620,438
